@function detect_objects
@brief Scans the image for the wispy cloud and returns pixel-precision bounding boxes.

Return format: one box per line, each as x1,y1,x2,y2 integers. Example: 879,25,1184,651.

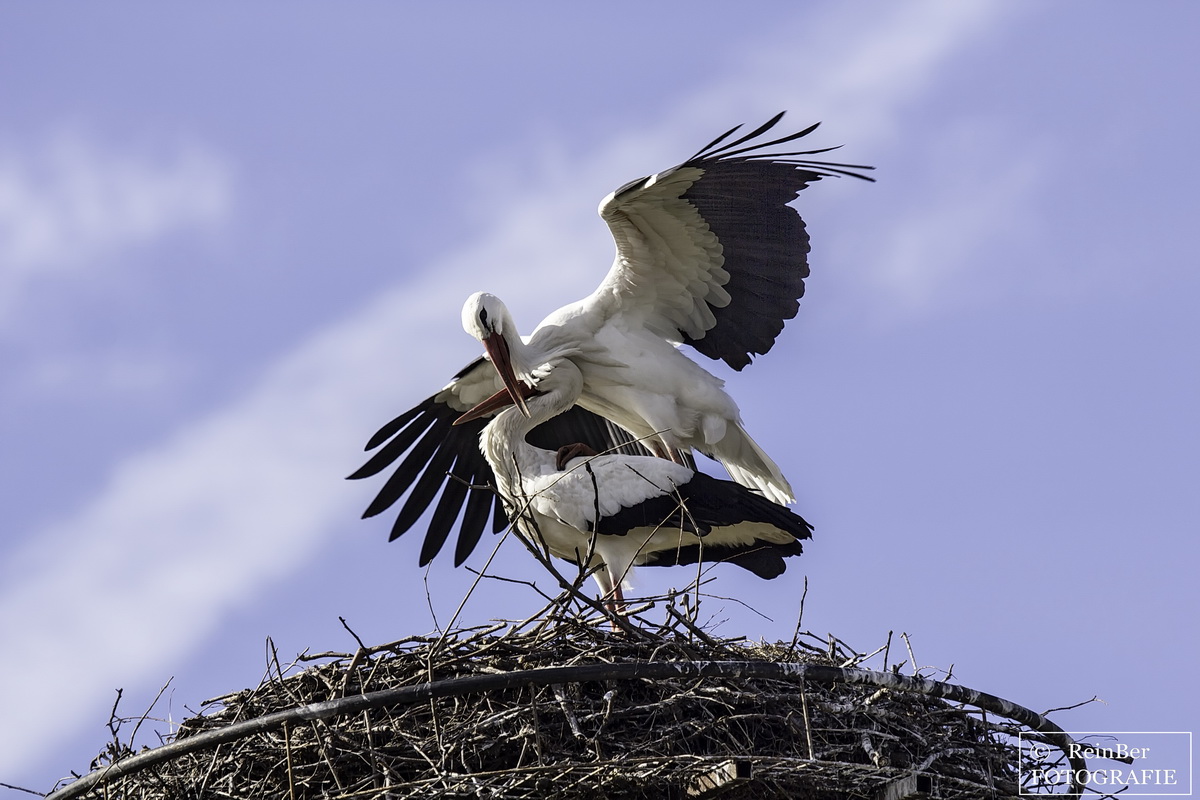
651,0,1017,157
2,0,1021,778
15,344,196,405
0,133,233,318
849,121,1049,316
473,0,1026,317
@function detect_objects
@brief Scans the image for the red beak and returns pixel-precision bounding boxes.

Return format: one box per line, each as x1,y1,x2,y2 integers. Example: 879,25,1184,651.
453,380,541,426
480,331,531,419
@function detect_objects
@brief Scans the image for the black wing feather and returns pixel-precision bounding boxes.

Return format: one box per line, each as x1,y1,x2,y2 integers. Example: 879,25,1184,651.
597,471,813,577
455,483,499,566
392,430,461,546
689,111,788,160
350,406,438,485
675,114,873,371
419,449,472,566
678,160,817,370
351,359,657,567
367,408,458,521
641,539,807,579
361,404,424,452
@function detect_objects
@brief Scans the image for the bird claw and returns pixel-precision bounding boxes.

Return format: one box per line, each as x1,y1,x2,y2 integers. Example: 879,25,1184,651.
555,442,600,471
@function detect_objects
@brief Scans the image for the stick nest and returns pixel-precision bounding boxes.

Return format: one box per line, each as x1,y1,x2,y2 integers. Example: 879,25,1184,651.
60,596,1045,800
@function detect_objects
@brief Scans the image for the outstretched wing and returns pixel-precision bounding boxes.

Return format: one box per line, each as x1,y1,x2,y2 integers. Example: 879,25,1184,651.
349,357,652,567
592,112,873,370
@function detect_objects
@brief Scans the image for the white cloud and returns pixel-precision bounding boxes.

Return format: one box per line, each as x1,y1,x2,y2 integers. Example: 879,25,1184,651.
0,133,233,317
674,0,1015,152
1,0,1020,777
855,124,1048,315
20,346,195,401
468,0,1025,318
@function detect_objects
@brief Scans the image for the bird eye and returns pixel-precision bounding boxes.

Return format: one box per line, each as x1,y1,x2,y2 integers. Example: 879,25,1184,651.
479,308,489,326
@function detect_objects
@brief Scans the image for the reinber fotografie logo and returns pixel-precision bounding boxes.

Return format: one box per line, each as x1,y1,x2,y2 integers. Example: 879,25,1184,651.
1019,732,1192,796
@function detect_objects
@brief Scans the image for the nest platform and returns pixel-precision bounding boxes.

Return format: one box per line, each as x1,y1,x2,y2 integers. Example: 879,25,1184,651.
52,597,1089,799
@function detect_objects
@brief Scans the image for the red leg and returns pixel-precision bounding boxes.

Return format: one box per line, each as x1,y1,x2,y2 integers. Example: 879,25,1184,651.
603,582,627,628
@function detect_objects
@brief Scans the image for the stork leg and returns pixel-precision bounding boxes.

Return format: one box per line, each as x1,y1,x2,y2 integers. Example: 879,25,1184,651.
645,438,688,465
648,441,672,461
602,582,627,630
607,582,625,610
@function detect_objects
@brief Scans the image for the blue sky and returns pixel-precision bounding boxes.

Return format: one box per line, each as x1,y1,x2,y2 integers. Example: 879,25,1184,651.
2,1,1197,792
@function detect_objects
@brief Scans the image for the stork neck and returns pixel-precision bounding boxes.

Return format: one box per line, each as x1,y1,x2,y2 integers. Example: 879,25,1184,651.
479,363,582,494
503,336,536,381
481,407,546,497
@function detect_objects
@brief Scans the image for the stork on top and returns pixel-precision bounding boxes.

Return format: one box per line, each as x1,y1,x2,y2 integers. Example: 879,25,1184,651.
350,112,871,568
453,357,814,605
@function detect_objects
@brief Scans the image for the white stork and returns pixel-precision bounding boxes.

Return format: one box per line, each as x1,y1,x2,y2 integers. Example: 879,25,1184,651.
350,113,868,568
454,357,813,603
462,112,871,505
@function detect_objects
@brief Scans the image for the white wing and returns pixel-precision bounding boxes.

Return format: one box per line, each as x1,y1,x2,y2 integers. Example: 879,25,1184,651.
526,455,695,533
589,112,873,370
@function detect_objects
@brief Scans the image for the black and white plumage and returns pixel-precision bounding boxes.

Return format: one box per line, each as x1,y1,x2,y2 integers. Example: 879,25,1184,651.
461,113,872,505
350,113,867,567
455,357,813,600
348,356,654,566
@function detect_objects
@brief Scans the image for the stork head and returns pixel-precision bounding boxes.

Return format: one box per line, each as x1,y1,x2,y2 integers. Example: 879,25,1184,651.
461,291,508,342
461,291,530,418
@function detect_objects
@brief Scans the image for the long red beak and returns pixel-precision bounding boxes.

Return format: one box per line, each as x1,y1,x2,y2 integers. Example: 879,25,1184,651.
453,381,541,426
480,331,531,419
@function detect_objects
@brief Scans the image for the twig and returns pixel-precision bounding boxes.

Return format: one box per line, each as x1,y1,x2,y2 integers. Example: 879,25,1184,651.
50,658,1090,799
339,616,367,651
901,631,919,676
1044,695,1105,716
283,720,296,800
788,576,809,654
423,565,441,633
